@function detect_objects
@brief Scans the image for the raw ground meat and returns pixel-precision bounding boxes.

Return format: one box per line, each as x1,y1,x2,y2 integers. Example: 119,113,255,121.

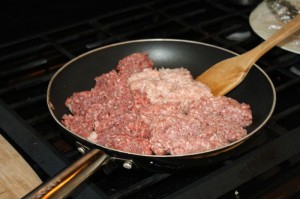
62,53,253,155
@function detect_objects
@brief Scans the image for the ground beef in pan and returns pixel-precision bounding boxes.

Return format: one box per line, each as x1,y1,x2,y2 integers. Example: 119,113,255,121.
62,53,253,155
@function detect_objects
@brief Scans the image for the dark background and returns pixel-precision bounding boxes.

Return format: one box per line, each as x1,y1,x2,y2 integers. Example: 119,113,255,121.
0,0,140,44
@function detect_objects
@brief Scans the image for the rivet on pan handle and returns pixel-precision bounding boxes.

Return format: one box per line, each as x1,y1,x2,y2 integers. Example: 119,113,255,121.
23,149,110,199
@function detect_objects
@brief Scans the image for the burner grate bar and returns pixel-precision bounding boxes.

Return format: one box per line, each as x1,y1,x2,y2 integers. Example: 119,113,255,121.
111,173,171,199
9,94,46,110
275,76,300,93
0,72,53,95
0,58,48,79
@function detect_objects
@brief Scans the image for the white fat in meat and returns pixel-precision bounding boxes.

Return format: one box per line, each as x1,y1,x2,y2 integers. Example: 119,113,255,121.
128,67,212,108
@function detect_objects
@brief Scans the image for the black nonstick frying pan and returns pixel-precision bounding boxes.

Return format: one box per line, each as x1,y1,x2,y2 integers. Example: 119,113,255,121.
25,39,276,198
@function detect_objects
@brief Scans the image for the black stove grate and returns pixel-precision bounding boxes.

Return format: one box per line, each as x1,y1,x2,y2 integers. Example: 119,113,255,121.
0,0,300,198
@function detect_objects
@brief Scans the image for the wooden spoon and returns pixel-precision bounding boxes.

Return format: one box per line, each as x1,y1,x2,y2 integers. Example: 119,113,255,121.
196,14,300,96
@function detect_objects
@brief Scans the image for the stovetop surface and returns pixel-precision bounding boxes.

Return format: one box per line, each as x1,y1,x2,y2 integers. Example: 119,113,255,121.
0,0,300,198
0,0,139,43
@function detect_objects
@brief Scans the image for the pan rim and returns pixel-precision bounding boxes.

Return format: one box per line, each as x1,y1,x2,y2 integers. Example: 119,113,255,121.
47,38,276,158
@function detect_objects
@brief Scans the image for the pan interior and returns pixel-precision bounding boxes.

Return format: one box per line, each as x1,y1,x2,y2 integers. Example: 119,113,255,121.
48,39,275,156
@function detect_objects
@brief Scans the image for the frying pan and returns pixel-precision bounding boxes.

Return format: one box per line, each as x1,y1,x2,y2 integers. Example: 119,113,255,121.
25,39,276,198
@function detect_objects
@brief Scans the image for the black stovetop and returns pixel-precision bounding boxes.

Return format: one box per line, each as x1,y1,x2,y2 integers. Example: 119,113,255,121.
1,0,300,198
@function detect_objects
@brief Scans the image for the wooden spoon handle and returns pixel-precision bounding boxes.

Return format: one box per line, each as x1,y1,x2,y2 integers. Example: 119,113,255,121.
242,14,300,67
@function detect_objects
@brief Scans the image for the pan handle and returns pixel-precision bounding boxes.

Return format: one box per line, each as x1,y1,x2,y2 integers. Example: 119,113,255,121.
23,149,110,199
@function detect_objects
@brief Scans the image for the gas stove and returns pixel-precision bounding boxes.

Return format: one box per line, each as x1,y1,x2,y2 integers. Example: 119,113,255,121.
0,0,300,198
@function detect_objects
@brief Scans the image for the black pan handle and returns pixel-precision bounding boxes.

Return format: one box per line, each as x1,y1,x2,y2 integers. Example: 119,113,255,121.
23,149,110,199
